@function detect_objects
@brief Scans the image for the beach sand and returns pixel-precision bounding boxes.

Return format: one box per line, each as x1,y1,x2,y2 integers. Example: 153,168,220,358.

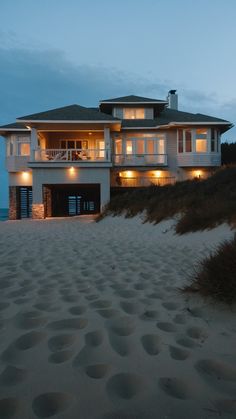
0,215,236,419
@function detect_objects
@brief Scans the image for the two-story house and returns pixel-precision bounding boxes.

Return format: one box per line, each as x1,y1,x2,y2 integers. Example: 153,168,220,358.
0,91,232,220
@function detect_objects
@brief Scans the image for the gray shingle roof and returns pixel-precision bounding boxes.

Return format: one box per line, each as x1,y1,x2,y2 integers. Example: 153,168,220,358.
17,104,119,121
122,109,231,127
100,95,167,103
0,122,29,130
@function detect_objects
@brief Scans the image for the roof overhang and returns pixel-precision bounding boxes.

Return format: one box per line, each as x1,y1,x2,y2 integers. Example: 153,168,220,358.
100,101,168,105
16,120,122,131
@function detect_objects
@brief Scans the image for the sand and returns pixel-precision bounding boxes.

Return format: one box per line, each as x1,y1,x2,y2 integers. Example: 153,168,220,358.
0,215,236,419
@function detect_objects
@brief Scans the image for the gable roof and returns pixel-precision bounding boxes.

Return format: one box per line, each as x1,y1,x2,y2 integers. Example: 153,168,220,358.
100,95,167,104
17,104,119,122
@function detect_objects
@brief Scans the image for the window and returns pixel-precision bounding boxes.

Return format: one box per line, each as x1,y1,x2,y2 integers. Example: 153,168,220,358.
146,139,155,154
136,139,145,154
196,129,207,152
115,139,122,154
17,137,30,156
126,140,133,154
123,108,145,119
60,140,87,149
185,130,192,152
178,130,183,153
211,129,219,152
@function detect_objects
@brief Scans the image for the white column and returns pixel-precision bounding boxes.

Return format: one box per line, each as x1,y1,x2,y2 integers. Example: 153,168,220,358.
30,128,38,161
104,127,111,161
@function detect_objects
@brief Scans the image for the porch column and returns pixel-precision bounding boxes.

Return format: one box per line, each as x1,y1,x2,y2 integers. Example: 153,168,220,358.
104,127,111,161
30,128,38,161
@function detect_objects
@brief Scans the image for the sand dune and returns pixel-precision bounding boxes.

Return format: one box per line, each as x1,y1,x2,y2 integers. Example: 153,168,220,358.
0,216,235,418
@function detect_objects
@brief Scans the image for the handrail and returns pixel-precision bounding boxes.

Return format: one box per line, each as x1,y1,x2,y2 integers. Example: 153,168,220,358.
34,148,110,162
113,153,167,166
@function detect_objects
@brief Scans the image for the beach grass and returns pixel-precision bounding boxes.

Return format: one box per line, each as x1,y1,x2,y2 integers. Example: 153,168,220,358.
98,165,236,234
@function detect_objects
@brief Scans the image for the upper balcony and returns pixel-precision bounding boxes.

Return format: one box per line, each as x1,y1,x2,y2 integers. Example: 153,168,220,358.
113,153,167,166
177,152,221,167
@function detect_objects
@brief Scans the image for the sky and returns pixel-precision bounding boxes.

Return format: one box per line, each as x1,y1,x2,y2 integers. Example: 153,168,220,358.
1,0,236,207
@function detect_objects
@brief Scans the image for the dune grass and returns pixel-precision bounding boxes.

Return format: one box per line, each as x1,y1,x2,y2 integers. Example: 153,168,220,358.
183,235,236,304
98,166,236,234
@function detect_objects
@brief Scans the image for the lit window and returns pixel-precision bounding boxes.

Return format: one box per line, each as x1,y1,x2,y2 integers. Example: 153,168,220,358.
196,129,207,152
123,108,145,119
17,137,30,156
136,139,145,154
115,139,122,154
126,140,133,154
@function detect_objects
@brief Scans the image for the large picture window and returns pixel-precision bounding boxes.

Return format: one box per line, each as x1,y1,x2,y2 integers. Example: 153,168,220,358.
178,128,219,153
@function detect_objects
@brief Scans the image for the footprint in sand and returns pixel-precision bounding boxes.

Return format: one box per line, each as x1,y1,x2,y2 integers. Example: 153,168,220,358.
85,331,104,347
0,398,21,419
159,377,195,399
68,305,87,315
106,373,145,401
14,311,48,329
195,359,236,382
156,322,177,333
47,318,88,331
141,334,162,355
186,326,208,341
108,316,136,336
0,365,28,386
48,350,74,364
48,334,77,352
85,364,110,379
168,345,190,361
32,392,74,418
120,301,142,315
14,331,46,350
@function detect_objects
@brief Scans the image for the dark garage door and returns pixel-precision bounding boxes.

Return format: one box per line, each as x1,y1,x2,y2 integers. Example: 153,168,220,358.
47,184,100,217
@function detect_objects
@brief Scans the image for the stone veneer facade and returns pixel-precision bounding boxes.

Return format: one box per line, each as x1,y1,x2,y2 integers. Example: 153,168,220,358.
9,186,18,220
32,204,45,219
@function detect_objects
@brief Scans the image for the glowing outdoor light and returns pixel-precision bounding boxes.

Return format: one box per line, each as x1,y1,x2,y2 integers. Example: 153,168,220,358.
22,171,29,180
154,171,161,178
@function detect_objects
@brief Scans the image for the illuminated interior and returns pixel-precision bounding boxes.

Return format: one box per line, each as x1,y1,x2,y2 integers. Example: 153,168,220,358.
196,129,207,152
123,108,145,119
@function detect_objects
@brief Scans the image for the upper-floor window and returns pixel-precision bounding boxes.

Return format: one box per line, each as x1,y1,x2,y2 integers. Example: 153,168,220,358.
123,108,145,119
16,136,30,156
196,129,207,152
178,128,220,153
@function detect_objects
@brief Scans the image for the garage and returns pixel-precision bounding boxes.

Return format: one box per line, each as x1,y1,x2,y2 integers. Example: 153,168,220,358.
43,184,100,217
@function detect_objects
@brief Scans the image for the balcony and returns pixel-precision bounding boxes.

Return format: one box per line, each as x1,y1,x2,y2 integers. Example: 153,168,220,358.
113,154,167,166
33,148,110,163
177,153,221,167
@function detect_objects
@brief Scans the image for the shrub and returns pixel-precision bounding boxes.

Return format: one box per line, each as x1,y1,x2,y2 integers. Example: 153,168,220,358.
183,235,236,304
100,166,236,233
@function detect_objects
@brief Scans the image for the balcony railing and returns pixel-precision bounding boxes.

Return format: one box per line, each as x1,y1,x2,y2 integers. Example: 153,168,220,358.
177,152,221,167
113,154,167,166
34,148,110,162
116,176,175,187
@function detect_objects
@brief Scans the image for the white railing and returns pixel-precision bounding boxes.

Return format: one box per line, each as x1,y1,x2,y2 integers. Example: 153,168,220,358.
113,154,167,166
115,176,175,187
34,148,110,162
177,152,221,167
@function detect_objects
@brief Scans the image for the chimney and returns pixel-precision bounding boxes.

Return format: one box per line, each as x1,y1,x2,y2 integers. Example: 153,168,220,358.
167,89,178,110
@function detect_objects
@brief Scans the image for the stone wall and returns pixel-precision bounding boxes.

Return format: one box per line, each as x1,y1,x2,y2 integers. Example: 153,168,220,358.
9,186,18,220
43,187,52,217
32,204,45,219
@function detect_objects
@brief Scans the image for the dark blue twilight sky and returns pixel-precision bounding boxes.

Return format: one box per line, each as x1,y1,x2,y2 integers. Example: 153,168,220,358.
1,0,236,207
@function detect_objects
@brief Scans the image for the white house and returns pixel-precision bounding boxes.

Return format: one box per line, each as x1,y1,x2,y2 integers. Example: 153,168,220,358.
0,91,232,219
